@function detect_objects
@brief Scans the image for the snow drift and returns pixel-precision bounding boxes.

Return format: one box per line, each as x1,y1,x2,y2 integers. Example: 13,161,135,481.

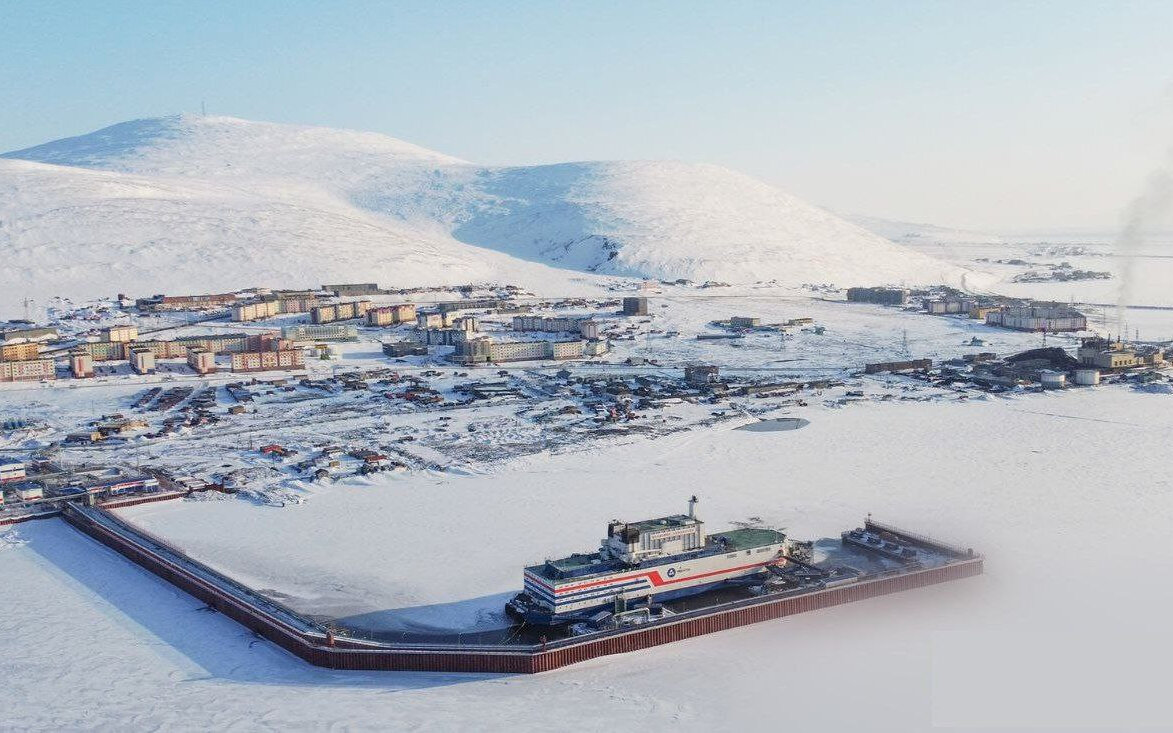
1,115,973,306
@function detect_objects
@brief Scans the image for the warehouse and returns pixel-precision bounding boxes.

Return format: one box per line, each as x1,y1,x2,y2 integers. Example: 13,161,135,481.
924,298,973,315
864,359,932,374
324,283,381,296
846,287,909,305
685,365,720,386
729,316,761,328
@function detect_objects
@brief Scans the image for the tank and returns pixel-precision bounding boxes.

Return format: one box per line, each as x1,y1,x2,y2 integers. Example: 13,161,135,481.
1040,370,1066,389
1073,368,1100,386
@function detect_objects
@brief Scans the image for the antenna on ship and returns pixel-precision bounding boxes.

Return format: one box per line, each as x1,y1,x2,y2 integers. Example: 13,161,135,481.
688,495,698,519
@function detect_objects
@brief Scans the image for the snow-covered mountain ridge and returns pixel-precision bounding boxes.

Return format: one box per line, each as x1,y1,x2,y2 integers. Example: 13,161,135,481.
1,115,975,307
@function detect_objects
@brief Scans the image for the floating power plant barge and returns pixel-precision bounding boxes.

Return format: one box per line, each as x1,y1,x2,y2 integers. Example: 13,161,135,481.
63,499,983,674
508,497,789,626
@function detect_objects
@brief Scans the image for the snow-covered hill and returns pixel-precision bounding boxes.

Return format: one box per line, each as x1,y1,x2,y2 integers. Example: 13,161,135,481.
845,214,1005,246
1,115,976,309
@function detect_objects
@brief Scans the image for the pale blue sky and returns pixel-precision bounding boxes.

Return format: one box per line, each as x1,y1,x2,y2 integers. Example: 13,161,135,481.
3,1,1172,230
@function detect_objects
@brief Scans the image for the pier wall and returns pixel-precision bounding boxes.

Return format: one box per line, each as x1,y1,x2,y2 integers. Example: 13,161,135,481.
63,503,982,674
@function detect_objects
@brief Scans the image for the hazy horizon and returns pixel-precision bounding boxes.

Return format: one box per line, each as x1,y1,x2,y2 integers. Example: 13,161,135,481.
5,1,1173,232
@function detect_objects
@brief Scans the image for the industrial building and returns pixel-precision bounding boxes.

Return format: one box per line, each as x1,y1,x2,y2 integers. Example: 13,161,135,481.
230,349,306,373
1076,337,1164,371
685,365,720,386
846,287,909,306
69,350,94,378
324,283,381,297
281,324,359,342
130,348,156,375
623,297,648,316
367,304,417,326
0,358,55,382
968,305,1000,321
924,298,974,315
436,298,511,313
729,316,761,328
864,359,932,374
985,306,1087,332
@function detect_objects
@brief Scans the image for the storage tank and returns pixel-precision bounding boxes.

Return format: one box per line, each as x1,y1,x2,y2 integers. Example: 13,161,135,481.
1073,368,1101,386
1040,370,1066,389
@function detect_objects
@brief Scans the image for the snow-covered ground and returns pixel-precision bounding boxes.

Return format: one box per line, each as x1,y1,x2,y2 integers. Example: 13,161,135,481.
3,386,1172,729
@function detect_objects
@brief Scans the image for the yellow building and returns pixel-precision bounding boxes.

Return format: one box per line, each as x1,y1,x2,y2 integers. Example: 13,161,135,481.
0,342,41,362
104,325,138,343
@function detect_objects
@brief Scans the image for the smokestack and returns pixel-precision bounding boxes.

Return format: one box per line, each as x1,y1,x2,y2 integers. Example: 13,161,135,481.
688,495,698,519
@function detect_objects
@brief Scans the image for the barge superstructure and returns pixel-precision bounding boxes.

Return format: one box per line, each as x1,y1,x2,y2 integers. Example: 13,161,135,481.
507,498,788,625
